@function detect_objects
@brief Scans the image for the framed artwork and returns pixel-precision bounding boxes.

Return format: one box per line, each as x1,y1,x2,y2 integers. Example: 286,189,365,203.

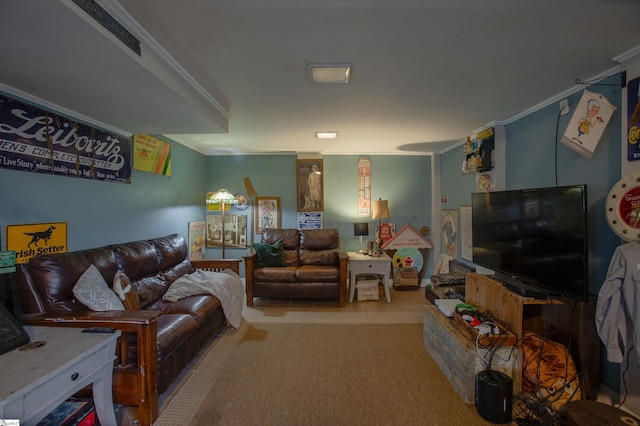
256,196,281,233
459,205,473,261
205,214,247,248
188,220,205,260
296,159,324,212
442,210,458,257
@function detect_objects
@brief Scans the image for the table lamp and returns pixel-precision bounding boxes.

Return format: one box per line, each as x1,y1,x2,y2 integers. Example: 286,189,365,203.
372,199,390,255
353,222,369,253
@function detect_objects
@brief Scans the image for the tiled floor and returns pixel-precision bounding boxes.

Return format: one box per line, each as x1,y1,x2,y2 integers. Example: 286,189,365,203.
243,283,427,324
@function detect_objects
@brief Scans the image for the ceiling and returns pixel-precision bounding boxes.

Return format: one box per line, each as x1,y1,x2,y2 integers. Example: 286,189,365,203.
2,0,639,156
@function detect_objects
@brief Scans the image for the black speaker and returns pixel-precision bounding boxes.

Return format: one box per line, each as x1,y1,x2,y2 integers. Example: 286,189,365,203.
475,369,513,424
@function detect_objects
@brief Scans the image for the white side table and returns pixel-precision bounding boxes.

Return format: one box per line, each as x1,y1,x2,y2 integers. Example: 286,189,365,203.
0,326,120,426
348,252,392,303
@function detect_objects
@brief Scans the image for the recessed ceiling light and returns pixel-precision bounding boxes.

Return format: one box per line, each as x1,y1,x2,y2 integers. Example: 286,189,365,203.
316,131,338,139
307,64,352,84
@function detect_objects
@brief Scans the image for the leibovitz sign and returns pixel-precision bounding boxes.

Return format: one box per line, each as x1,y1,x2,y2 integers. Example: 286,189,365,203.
0,94,132,183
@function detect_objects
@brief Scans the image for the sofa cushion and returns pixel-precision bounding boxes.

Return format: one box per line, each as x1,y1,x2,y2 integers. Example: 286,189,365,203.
253,266,298,283
73,265,125,311
299,229,340,266
25,247,117,313
149,294,222,322
296,265,340,283
253,240,287,267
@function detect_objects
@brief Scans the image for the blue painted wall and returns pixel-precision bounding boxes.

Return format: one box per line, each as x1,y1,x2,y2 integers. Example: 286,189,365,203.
205,154,434,272
0,135,207,250
440,74,624,390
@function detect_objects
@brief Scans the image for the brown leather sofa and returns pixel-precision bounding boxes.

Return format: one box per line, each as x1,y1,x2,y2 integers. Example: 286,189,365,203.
16,234,241,426
243,228,348,307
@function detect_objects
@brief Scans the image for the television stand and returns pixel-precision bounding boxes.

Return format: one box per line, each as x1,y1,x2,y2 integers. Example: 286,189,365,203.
500,277,551,300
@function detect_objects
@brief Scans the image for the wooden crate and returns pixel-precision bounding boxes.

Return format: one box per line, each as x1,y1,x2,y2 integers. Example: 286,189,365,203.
452,312,517,346
422,304,521,404
464,273,563,338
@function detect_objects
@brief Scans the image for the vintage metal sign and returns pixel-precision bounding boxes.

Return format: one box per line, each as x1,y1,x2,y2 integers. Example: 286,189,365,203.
6,222,68,264
0,94,132,183
134,134,171,176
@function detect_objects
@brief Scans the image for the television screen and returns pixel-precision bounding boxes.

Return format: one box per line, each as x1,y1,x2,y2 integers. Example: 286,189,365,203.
471,185,588,301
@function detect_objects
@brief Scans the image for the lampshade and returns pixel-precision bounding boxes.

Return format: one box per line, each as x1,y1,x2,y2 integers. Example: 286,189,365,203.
354,223,369,237
210,189,237,204
372,199,390,220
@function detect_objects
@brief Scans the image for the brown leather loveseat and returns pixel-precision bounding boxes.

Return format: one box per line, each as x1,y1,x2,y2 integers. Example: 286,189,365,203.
16,234,241,425
243,228,348,307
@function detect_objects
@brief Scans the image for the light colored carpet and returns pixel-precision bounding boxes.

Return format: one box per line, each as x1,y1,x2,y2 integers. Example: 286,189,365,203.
154,290,493,425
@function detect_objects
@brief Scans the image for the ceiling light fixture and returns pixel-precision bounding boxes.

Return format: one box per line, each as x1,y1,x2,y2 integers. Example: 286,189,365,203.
316,131,338,139
307,64,352,84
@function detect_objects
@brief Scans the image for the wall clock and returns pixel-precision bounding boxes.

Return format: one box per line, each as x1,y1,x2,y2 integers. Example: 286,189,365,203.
233,193,250,211
605,172,640,242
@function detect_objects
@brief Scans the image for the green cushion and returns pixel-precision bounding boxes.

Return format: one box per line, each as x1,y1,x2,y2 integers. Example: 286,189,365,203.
253,240,287,267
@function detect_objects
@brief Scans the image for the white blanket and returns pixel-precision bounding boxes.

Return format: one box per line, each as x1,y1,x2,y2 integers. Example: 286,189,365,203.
163,269,244,329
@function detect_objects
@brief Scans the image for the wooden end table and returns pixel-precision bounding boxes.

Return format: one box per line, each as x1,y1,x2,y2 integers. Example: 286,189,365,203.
0,326,120,426
347,252,392,303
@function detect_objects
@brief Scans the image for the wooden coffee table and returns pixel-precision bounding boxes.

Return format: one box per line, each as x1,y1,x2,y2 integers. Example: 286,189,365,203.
347,251,392,303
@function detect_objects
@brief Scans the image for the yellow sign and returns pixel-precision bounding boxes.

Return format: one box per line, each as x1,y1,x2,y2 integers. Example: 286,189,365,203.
6,222,68,264
134,134,172,176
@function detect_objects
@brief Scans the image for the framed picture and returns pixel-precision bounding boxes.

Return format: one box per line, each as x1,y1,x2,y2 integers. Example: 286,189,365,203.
255,196,281,233
205,214,247,248
296,159,324,212
188,220,205,260
442,209,458,257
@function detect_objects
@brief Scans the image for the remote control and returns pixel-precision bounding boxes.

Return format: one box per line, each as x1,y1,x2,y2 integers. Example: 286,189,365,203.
82,327,116,333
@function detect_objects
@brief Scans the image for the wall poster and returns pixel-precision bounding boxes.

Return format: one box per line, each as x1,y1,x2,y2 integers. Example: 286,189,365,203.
459,205,472,261
296,159,323,212
205,214,247,248
298,212,322,229
0,94,132,183
255,196,281,233
188,220,205,260
6,222,67,264
628,76,640,161
133,134,171,176
357,157,371,216
441,210,458,257
561,90,616,159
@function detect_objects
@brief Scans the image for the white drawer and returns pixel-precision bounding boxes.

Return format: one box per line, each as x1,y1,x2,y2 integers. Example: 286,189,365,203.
23,347,109,414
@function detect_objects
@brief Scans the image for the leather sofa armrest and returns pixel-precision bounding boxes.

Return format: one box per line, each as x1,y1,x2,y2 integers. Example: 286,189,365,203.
243,251,257,307
191,258,242,275
24,310,160,425
338,251,348,307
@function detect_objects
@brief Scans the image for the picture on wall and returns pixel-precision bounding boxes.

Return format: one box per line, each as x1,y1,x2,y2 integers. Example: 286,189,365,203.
188,220,205,260
442,210,458,257
256,196,281,233
296,159,324,212
205,214,247,248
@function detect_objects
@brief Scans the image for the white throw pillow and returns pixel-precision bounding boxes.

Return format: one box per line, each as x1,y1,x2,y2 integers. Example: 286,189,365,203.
73,264,125,311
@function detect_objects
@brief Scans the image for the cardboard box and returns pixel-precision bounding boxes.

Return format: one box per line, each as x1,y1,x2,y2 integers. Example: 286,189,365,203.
356,280,379,301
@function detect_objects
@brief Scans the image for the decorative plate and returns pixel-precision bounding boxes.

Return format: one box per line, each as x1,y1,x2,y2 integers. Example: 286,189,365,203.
477,174,492,192
233,193,250,211
605,172,640,242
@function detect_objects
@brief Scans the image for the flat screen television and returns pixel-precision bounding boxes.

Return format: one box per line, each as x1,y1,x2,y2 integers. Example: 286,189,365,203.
471,185,588,301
